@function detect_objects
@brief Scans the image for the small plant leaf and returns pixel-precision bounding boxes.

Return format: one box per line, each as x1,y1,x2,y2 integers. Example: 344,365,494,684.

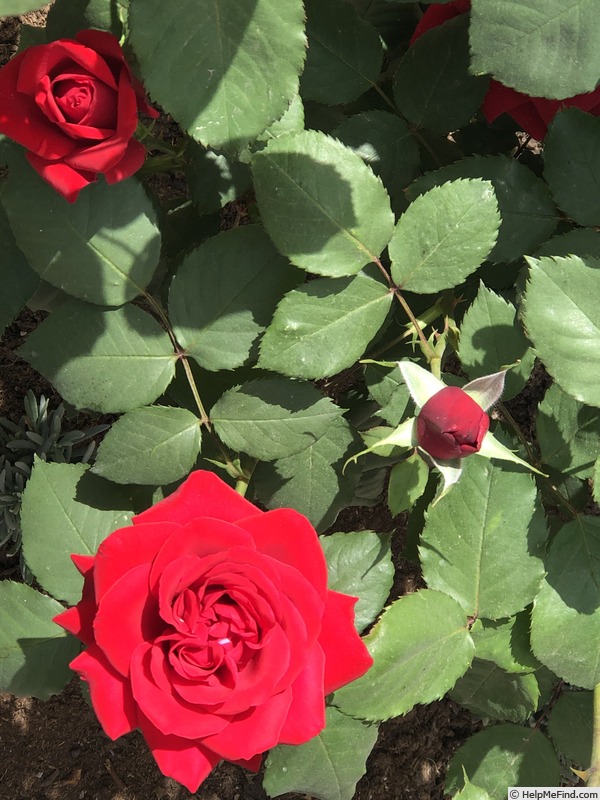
211,378,344,461
258,271,392,379
263,706,379,800
332,589,474,721
389,179,500,293
387,454,429,515
449,658,539,722
320,530,394,633
93,406,202,486
252,130,394,277
0,581,79,699
547,691,593,768
523,255,600,408
531,516,600,689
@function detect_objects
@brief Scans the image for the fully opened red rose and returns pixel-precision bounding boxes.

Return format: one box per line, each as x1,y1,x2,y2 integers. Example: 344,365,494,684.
54,471,373,792
416,386,490,461
0,29,157,202
411,1,600,141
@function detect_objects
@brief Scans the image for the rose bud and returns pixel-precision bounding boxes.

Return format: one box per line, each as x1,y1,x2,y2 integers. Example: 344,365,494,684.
416,386,490,460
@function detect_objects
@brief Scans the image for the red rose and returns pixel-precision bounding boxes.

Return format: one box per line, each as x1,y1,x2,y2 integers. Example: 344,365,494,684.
410,1,600,141
54,471,372,792
0,30,157,202
416,386,489,460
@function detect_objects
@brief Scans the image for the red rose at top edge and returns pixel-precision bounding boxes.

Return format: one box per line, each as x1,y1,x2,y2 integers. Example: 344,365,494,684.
0,30,157,202
416,386,489,461
410,1,600,141
54,470,373,792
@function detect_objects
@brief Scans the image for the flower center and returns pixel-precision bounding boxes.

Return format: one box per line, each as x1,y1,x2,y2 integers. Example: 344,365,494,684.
53,79,93,123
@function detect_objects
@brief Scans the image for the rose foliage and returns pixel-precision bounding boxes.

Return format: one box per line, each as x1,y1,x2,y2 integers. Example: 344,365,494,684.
1,0,600,797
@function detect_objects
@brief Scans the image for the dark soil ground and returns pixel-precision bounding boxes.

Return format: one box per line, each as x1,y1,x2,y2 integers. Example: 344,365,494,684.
0,10,554,800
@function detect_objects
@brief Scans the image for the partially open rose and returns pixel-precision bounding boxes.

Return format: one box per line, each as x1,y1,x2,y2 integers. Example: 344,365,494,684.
416,385,490,460
411,0,600,141
54,471,372,791
0,30,157,202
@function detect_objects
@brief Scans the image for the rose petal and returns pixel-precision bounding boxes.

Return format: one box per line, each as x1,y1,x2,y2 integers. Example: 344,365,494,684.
232,754,263,773
130,643,230,739
133,470,258,527
278,642,326,745
0,53,75,160
17,39,118,95
104,138,147,184
237,508,328,601
149,518,255,594
319,591,373,694
53,554,96,645
94,562,162,676
409,0,470,45
25,152,96,202
138,710,220,793
94,521,182,601
70,645,137,739
201,688,293,761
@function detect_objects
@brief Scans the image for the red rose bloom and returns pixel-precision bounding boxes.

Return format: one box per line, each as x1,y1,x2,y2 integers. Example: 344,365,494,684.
411,1,600,141
0,30,157,202
54,471,372,792
416,386,489,460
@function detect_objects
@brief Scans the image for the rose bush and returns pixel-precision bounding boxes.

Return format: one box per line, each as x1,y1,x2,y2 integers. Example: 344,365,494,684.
416,386,489,461
54,470,373,792
411,0,600,141
0,29,156,202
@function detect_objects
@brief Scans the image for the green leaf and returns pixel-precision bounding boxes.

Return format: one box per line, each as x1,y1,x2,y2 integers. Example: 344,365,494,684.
93,406,201,486
301,0,383,105
364,362,412,427
333,111,420,199
537,228,600,260
394,15,489,134
0,0,46,12
389,179,500,293
45,0,126,38
445,725,560,797
169,226,301,371
420,458,546,620
0,581,79,699
544,109,600,226
0,202,39,335
263,706,379,800
595,458,600,505
257,93,305,142
21,461,136,604
470,0,600,99
129,0,305,150
211,378,343,461
258,271,392,379
387,454,429,515
20,299,176,413
450,659,539,722
320,530,393,633
407,155,557,264
252,130,394,277
523,255,600,408
531,516,600,689
185,141,251,215
333,589,474,721
1,159,160,307
253,416,359,532
470,613,540,674
547,691,593,768
459,283,534,400
536,383,600,479
452,777,494,800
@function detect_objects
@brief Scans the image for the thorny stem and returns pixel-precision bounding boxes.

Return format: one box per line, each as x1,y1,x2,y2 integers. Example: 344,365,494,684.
141,291,240,474
587,682,600,786
371,255,438,365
